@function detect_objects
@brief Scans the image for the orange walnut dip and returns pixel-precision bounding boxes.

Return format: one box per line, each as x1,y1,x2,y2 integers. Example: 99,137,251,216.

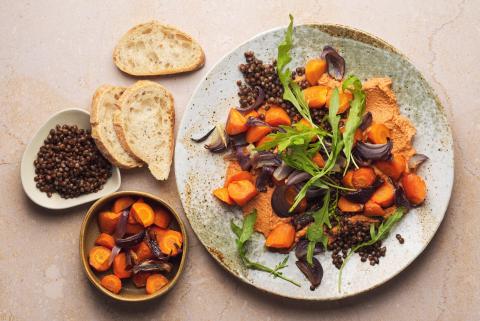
195,16,428,291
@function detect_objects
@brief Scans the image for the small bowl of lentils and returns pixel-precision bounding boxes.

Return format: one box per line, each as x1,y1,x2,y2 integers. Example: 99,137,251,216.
21,108,121,209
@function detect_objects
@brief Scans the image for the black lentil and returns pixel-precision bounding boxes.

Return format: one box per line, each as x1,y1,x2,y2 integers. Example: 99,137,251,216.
396,234,405,244
33,124,112,198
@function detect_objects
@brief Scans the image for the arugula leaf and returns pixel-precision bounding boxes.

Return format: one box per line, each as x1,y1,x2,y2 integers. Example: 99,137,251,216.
255,123,327,153
341,76,366,172
338,207,406,291
231,210,300,287
305,191,332,265
277,14,314,125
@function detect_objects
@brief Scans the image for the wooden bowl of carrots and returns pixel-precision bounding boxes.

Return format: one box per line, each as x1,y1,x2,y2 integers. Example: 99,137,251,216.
79,191,187,302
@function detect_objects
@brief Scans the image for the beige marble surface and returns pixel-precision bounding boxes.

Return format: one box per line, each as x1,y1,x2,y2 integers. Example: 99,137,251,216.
0,0,479,320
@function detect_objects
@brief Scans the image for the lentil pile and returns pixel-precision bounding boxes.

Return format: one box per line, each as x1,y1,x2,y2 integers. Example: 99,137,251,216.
33,124,112,198
236,51,327,124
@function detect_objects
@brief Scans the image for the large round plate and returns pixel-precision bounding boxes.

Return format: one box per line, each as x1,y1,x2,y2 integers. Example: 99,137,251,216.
175,24,453,300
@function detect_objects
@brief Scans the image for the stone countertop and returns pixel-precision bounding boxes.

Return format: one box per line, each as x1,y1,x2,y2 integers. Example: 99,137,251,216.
0,1,478,320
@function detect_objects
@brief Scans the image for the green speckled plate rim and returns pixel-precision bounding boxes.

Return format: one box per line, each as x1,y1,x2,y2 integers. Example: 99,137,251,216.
175,23,454,301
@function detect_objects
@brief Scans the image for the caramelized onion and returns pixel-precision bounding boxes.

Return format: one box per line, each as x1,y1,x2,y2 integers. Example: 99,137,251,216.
132,260,173,274
190,126,215,143
286,170,311,186
271,185,307,217
236,86,265,113
295,239,324,260
273,161,294,181
354,140,393,161
359,112,373,131
235,146,252,171
205,125,229,153
116,230,146,248
114,210,129,239
408,153,429,172
321,45,345,81
296,257,324,290
256,166,275,192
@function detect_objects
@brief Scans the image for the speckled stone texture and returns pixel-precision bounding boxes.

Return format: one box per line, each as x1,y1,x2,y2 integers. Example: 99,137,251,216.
0,0,478,320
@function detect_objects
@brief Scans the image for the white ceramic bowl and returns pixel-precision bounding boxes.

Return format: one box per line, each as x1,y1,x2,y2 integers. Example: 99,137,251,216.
21,108,121,209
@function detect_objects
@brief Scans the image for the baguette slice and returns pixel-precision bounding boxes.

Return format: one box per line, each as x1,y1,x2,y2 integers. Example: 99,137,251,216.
113,21,205,76
114,80,175,180
90,85,143,169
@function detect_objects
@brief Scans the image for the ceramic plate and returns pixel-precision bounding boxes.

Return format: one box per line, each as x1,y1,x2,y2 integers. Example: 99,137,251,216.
175,24,453,300
21,108,121,209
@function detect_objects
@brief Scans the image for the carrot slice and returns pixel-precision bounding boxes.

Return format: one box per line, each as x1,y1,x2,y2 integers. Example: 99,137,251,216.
364,200,386,217
88,246,112,272
155,229,183,256
243,110,259,119
94,233,115,249
303,86,328,108
153,207,172,229
246,125,272,143
401,173,427,205
265,105,291,126
113,252,132,279
98,211,121,234
338,196,364,213
226,108,248,135
342,170,354,187
213,187,235,205
126,223,144,235
312,152,325,168
375,154,406,181
131,202,155,227
128,198,144,224
146,274,169,294
256,135,274,148
135,241,153,262
366,123,391,144
112,197,135,213
227,179,258,206
100,274,122,294
326,89,353,114
224,170,254,186
132,272,152,288
265,223,295,249
305,59,327,85
370,181,395,207
352,167,376,189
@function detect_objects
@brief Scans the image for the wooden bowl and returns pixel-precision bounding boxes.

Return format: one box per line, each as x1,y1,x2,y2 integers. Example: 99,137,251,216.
80,191,188,302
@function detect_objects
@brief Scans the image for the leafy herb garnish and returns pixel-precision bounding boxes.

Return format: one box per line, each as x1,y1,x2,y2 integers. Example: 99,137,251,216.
231,210,300,287
306,191,333,265
341,75,366,172
338,207,406,291
277,14,314,126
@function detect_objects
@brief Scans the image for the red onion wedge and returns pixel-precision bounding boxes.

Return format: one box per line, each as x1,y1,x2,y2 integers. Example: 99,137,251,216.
273,161,294,181
256,166,275,192
113,210,129,239
354,140,393,161
108,246,121,266
408,154,429,172
205,125,229,153
190,126,215,143
296,257,324,290
321,46,345,81
286,170,312,186
115,230,146,248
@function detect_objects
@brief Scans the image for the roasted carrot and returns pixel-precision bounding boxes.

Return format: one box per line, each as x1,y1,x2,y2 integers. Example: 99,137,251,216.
256,135,274,148
326,89,353,114
243,110,259,119
132,272,152,288
246,125,272,143
370,181,395,207
155,229,183,256
340,127,363,144
352,167,376,189
213,187,235,205
153,207,172,229
112,197,135,213
265,105,291,126
375,154,406,180
338,196,364,213
302,86,328,108
100,274,122,294
364,200,386,217
265,223,295,249
224,170,254,186
366,123,390,144
113,252,132,279
401,173,426,205
342,170,354,187
305,58,327,85
126,223,144,235
312,152,325,168
94,233,115,249
227,179,258,206
348,215,379,224
226,108,248,135
88,246,112,272
257,106,267,117
98,211,121,234
298,118,313,128
146,274,169,294
135,241,154,262
131,202,155,227
128,198,144,224
284,185,308,213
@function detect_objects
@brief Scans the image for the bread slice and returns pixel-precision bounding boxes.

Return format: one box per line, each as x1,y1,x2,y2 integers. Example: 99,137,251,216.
90,85,143,169
113,80,175,180
113,21,205,76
